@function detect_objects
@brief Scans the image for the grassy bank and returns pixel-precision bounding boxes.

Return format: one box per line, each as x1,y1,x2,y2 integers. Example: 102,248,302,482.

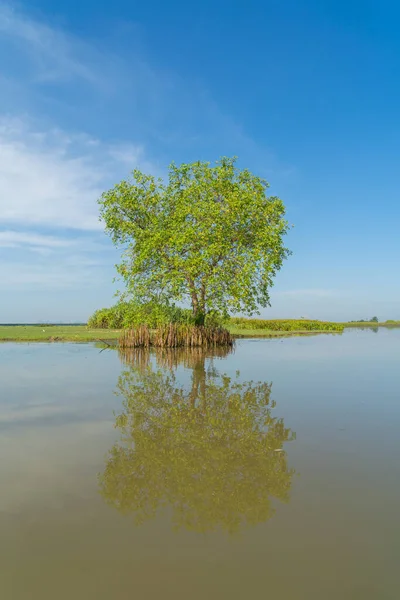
0,321,342,342
0,325,121,342
1,324,317,342
1,319,399,342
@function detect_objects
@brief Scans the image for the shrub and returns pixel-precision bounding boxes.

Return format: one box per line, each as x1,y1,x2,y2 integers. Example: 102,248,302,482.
87,307,124,329
205,310,230,328
87,301,228,330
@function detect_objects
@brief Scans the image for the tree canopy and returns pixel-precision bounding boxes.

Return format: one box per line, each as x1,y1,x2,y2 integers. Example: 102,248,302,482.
98,347,296,534
99,157,290,323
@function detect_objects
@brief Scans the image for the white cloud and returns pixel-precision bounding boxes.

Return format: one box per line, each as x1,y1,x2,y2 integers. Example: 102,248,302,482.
0,5,160,234
0,115,152,230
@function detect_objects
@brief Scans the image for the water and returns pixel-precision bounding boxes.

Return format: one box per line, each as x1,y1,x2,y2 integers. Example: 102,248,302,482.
1,329,399,599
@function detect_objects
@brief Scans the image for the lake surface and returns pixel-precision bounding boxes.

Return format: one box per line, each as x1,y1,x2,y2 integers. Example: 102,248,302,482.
1,329,399,599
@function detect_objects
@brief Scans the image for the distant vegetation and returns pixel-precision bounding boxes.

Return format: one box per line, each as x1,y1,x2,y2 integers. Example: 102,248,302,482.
230,318,344,332
347,319,400,327
348,316,379,323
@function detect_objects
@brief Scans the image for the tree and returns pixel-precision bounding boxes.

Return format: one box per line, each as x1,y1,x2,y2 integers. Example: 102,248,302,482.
99,157,290,325
370,316,379,323
99,347,296,534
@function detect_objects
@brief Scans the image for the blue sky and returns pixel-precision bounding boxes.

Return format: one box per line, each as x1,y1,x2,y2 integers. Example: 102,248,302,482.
1,0,399,322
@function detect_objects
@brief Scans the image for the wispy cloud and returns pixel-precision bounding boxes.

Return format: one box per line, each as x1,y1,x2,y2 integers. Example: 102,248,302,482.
276,288,340,298
0,256,112,290
0,115,153,230
0,230,75,248
1,3,288,173
0,3,97,83
0,227,117,291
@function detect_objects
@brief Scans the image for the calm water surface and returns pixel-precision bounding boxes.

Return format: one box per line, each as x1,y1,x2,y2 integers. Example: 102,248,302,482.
1,329,399,599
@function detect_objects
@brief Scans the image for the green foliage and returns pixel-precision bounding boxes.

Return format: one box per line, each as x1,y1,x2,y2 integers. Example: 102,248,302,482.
99,157,290,321
99,348,296,533
230,318,344,332
370,316,379,323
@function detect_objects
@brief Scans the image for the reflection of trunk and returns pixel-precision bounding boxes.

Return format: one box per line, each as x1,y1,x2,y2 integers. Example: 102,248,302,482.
188,356,206,410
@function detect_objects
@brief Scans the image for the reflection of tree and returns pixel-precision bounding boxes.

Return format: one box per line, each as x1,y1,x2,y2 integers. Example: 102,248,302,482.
99,348,296,534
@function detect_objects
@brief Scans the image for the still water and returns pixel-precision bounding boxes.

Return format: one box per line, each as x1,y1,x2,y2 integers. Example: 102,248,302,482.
1,329,399,599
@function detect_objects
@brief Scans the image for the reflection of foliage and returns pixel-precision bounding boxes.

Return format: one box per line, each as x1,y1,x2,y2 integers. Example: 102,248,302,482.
99,349,296,534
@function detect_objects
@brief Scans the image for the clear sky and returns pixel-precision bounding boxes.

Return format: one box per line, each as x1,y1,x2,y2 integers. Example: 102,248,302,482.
1,0,399,322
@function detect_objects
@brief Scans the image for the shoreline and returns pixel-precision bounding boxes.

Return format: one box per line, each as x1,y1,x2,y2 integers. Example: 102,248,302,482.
1,322,399,343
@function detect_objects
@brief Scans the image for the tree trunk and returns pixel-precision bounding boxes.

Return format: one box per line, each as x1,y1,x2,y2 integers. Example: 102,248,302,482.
194,311,205,326
195,281,206,327
187,276,205,326
191,292,199,316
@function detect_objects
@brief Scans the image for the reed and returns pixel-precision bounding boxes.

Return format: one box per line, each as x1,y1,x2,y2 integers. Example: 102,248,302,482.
119,323,234,348
118,346,152,369
119,324,151,349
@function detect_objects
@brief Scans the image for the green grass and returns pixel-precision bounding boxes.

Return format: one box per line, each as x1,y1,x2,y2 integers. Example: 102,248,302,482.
0,325,121,342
